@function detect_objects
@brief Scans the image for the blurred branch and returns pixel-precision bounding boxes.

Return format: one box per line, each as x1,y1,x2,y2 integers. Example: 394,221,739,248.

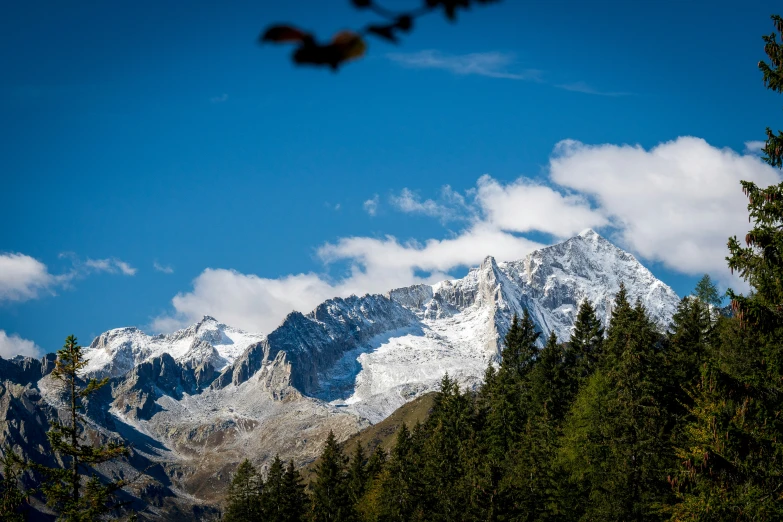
260,0,502,70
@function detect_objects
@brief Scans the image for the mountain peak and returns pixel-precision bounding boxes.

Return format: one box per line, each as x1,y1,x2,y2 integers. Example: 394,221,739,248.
578,228,601,240
479,255,499,271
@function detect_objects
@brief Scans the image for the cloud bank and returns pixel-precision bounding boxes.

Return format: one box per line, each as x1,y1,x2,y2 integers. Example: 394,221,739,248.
154,137,780,335
0,330,42,359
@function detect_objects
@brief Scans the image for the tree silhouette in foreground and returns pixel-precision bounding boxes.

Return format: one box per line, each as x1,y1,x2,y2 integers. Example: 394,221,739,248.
35,335,130,521
261,0,502,70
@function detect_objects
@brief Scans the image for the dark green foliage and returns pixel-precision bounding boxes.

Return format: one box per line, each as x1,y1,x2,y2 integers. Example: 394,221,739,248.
568,299,604,381
560,297,673,521
693,274,722,307
280,460,308,522
759,15,783,167
262,457,285,521
261,456,308,522
347,442,367,506
527,331,573,423
667,296,713,390
310,431,354,522
224,456,307,522
224,459,261,522
35,335,130,521
501,310,540,381
0,448,28,522
480,310,542,463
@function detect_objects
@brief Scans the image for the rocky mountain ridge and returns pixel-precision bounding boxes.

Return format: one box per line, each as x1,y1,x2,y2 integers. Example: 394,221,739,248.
0,229,682,519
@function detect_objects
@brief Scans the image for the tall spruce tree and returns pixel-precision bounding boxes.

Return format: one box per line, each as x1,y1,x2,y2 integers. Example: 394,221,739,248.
260,456,285,522
501,332,568,521
560,290,672,521
482,310,541,462
568,299,604,381
280,460,308,522
527,331,573,423
422,374,473,521
347,442,367,506
666,295,714,402
36,335,130,521
693,273,722,308
373,423,423,521
224,459,262,522
501,310,541,381
309,431,353,522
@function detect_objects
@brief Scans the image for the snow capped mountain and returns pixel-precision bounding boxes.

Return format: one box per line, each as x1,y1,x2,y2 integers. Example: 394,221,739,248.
83,228,680,425
13,229,682,514
84,316,265,378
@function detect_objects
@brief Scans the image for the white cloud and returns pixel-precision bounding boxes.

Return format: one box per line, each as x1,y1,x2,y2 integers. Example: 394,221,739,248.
154,137,776,334
387,50,541,81
475,175,607,237
84,258,137,276
363,195,379,216
550,137,781,287
153,224,543,334
0,253,55,302
744,140,765,156
153,261,174,274
210,93,228,103
0,330,42,359
151,270,337,334
0,252,138,303
390,186,473,222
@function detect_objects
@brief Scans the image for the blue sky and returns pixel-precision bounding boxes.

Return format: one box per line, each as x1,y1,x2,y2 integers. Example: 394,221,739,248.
1,0,782,355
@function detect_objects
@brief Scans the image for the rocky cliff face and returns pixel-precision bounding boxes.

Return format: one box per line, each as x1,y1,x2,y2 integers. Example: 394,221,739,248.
0,230,682,519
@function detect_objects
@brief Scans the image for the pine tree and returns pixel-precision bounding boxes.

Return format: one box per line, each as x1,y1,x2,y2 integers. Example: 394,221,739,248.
347,442,367,506
558,369,612,521
260,456,284,521
501,310,540,381
481,310,542,462
0,448,27,522
421,374,473,521
501,408,560,521
560,291,672,521
373,424,422,521
35,335,130,521
280,460,308,522
693,273,722,308
666,295,714,404
568,299,604,381
224,459,262,522
309,431,353,522
527,331,573,423
364,445,386,484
